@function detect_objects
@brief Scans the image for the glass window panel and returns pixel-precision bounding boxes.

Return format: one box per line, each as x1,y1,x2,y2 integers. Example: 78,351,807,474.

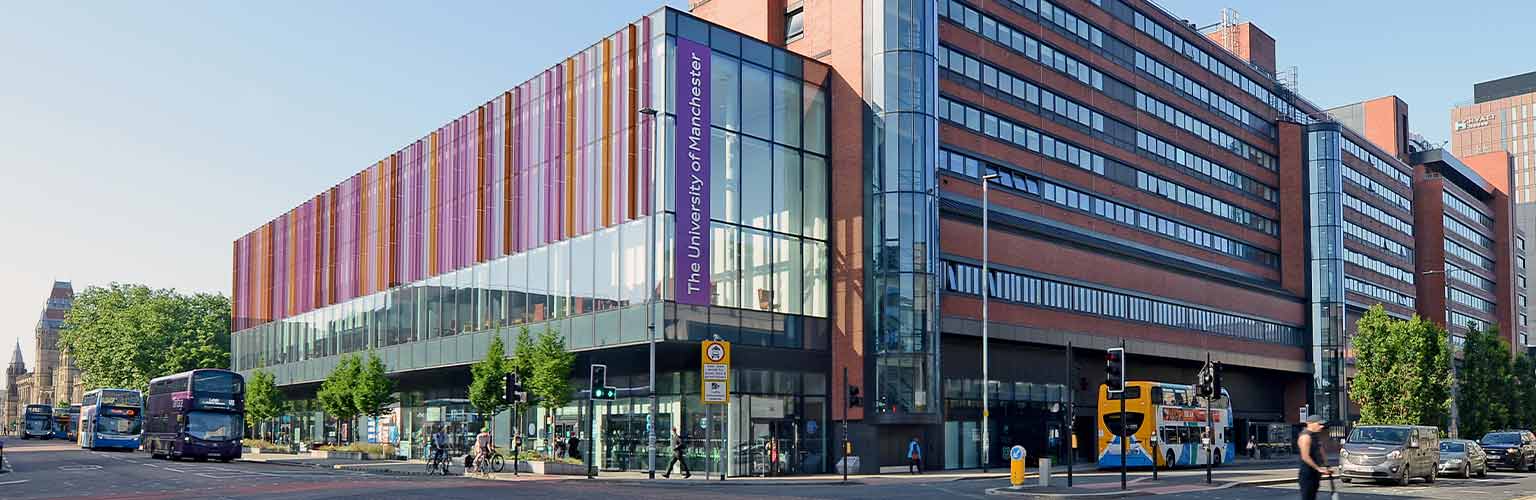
711,129,741,223
711,53,740,131
711,222,740,308
803,84,827,154
741,227,774,312
741,136,774,229
802,153,828,240
774,145,802,235
741,62,772,139
803,240,828,317
775,234,802,315
773,72,802,147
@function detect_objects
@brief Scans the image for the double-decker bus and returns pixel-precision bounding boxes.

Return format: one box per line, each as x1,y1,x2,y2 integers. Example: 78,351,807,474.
79,388,144,450
1097,381,1234,469
52,405,80,440
21,404,53,439
145,369,244,461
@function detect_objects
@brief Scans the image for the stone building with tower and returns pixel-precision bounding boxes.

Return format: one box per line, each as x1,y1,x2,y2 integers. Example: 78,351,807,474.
3,281,78,433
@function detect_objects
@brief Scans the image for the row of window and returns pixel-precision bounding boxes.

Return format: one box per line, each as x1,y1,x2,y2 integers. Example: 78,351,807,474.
1341,164,1410,212
940,0,1103,91
1137,131,1276,202
1344,248,1415,285
1450,287,1496,314
1344,194,1414,237
1128,7,1295,122
1133,51,1272,141
1345,221,1412,259
1450,311,1487,333
1134,91,1275,171
1342,139,1412,186
1445,239,1495,272
1447,261,1497,293
934,48,1277,235
1346,277,1414,308
937,44,1104,134
941,260,1303,345
937,147,1277,267
1443,213,1495,249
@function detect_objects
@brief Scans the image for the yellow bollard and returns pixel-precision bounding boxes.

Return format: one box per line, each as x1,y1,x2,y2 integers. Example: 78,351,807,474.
1009,445,1027,487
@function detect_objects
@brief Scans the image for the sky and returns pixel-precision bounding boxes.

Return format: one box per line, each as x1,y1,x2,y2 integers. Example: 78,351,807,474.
0,0,1530,368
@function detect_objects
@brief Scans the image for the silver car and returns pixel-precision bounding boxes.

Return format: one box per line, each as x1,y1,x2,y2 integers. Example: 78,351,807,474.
1438,439,1488,478
1340,425,1440,485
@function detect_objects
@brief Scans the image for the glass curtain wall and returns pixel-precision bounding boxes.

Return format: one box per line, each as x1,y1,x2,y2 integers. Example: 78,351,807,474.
1305,123,1346,426
864,0,941,417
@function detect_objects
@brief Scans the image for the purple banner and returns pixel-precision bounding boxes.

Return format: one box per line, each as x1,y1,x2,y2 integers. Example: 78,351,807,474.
675,36,711,306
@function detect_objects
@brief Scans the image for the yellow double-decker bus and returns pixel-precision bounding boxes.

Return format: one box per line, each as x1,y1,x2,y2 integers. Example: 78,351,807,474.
1097,381,1232,469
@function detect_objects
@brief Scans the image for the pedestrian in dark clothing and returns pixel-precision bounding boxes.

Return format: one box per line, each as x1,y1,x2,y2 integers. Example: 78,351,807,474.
1297,415,1331,500
663,427,692,478
908,436,923,474
569,434,583,461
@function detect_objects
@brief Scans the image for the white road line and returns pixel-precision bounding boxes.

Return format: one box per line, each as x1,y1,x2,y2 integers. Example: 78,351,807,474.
0,479,28,486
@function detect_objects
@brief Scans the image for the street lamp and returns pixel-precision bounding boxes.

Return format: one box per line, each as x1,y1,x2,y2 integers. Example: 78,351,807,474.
639,106,660,479
981,172,999,473
1423,263,1471,438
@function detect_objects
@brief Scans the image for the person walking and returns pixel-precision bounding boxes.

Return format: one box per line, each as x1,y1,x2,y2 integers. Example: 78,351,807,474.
554,435,567,459
663,427,692,479
1296,415,1331,500
907,436,923,474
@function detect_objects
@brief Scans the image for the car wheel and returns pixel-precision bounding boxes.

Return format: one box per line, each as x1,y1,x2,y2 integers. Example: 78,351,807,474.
1480,464,1489,477
1425,466,1437,484
1397,466,1411,486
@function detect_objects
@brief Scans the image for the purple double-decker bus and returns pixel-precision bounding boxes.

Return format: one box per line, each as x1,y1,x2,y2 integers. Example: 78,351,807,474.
145,369,244,461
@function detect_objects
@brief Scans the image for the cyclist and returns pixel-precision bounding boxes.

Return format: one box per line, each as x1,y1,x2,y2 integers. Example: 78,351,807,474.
426,428,450,474
474,425,494,473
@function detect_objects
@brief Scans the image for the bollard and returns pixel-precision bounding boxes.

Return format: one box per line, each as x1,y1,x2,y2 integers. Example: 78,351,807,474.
1009,446,1027,487
1039,458,1052,487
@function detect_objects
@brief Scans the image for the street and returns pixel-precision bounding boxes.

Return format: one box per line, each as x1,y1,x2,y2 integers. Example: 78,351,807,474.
9,438,1536,499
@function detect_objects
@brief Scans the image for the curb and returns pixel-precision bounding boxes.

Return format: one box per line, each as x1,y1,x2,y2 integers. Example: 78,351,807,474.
593,478,867,486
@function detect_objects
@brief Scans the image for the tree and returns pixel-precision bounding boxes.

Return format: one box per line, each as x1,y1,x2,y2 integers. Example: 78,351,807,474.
1514,353,1536,430
246,370,284,441
317,354,361,443
469,336,511,425
1458,324,1512,438
59,284,232,393
353,350,397,419
530,327,575,416
1352,306,1453,427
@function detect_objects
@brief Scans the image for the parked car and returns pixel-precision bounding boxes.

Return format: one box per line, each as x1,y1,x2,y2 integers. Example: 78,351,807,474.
1339,425,1440,485
1479,430,1536,472
1437,439,1488,478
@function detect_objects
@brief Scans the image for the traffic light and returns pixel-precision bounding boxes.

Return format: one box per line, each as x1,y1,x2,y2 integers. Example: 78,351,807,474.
1196,364,1212,398
847,385,863,407
1211,362,1224,399
590,364,617,401
505,373,528,404
1105,348,1125,392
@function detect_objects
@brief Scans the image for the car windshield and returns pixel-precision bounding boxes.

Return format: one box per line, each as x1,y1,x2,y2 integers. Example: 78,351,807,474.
186,411,242,441
1348,427,1410,445
1440,442,1466,452
1482,433,1521,445
97,415,142,435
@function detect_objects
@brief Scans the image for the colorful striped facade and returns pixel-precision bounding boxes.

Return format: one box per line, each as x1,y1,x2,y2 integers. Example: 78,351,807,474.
233,18,658,332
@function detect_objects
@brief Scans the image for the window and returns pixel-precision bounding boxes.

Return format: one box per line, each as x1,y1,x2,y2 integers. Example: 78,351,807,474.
785,6,805,40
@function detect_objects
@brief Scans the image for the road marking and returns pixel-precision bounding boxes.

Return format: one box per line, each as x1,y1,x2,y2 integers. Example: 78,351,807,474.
59,465,103,471
0,479,28,486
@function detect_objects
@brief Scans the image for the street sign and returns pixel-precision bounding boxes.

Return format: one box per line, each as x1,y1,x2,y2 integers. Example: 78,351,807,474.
1010,445,1026,461
701,340,731,404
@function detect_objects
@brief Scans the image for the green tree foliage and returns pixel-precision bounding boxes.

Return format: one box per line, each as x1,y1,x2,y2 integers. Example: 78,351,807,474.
246,370,284,439
1458,325,1512,437
353,350,397,419
1352,306,1453,427
509,326,537,390
469,336,510,422
317,354,361,443
530,327,575,414
58,284,232,392
1514,353,1536,430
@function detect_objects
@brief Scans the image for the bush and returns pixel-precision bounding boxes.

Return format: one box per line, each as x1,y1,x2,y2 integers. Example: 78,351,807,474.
241,439,280,449
317,443,397,456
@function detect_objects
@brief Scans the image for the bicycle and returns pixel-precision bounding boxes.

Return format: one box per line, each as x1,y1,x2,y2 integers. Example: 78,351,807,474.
425,447,452,476
472,446,505,475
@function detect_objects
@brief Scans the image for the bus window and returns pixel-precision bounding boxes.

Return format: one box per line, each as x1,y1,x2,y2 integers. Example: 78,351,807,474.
1106,386,1142,399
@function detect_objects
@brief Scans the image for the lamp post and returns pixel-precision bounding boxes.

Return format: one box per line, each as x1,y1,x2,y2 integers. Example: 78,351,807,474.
981,172,999,473
1423,263,1470,438
639,106,660,478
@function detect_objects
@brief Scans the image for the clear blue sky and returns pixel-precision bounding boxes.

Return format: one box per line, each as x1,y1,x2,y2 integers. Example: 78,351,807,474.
0,0,1527,367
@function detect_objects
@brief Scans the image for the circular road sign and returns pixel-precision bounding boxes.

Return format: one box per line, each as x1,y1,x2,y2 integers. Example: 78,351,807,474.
1010,445,1026,461
706,343,726,362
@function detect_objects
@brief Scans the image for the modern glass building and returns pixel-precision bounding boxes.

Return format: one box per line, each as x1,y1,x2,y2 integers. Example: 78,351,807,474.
233,8,835,474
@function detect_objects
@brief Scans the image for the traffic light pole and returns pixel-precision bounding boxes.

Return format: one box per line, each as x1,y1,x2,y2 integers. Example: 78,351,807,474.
1118,341,1126,491
842,366,849,483
1066,342,1073,487
1206,354,1213,485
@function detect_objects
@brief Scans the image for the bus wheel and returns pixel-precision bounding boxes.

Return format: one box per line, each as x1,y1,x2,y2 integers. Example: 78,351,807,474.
1165,450,1176,469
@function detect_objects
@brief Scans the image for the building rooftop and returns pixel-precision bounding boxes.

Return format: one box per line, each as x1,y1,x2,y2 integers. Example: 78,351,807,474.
1474,70,1536,103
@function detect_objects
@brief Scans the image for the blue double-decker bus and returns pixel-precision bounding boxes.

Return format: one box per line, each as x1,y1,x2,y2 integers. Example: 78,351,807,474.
145,369,244,461
52,405,80,440
79,388,143,450
21,404,53,439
